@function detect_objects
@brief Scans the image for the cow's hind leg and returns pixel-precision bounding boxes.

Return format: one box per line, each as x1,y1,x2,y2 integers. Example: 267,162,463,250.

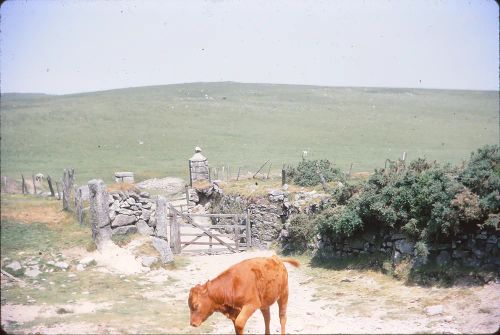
277,291,288,335
234,305,257,335
260,307,271,335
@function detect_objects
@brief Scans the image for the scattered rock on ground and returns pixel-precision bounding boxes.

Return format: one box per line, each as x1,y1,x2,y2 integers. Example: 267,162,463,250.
152,237,174,264
5,261,22,272
425,305,444,316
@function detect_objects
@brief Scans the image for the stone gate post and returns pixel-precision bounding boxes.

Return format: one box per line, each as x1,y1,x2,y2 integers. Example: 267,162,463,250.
88,179,112,249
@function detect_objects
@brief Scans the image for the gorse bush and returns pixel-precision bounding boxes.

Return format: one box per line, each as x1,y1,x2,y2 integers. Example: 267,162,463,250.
286,159,345,187
315,203,363,238
289,145,498,250
459,145,500,212
285,214,316,252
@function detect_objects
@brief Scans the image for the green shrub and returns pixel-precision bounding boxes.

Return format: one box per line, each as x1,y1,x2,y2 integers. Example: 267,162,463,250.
315,202,364,239
285,214,316,252
330,182,358,205
414,241,429,260
286,145,499,254
459,145,500,212
287,159,345,187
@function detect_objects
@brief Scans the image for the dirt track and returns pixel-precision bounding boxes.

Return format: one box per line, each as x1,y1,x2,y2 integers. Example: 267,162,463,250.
2,248,499,334
172,250,500,334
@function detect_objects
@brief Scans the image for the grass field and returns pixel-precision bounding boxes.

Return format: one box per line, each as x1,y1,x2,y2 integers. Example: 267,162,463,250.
1,82,498,185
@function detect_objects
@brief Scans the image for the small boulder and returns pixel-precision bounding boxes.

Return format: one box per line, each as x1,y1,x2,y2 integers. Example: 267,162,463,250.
5,261,22,272
25,266,41,278
140,209,151,221
112,214,136,227
425,305,444,316
112,225,138,235
141,256,158,267
137,219,154,236
55,261,69,270
79,256,95,266
152,237,174,263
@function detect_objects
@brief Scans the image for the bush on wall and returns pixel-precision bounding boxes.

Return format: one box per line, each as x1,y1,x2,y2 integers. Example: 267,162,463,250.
284,145,499,251
286,159,345,187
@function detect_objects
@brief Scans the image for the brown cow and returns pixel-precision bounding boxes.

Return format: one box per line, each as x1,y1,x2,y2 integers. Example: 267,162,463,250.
188,255,300,335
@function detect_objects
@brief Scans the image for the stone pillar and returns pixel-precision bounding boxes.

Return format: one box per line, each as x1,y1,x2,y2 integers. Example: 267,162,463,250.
62,169,75,211
189,146,209,186
152,196,173,263
155,196,168,239
88,179,112,249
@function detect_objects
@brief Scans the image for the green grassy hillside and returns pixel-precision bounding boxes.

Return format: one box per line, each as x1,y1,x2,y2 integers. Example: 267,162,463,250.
1,82,498,184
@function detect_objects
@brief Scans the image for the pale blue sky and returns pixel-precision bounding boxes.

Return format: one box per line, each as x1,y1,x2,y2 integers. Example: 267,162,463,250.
1,0,498,94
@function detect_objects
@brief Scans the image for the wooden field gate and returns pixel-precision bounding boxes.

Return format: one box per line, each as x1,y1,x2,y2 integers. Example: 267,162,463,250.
169,205,251,254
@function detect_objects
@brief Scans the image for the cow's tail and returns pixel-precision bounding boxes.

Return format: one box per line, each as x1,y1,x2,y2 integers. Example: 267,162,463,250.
281,258,300,268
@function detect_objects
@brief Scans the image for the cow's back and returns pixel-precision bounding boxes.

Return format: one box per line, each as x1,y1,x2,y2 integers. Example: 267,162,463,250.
227,256,288,308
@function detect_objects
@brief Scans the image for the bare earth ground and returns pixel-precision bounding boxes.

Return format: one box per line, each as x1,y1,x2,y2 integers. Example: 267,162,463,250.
2,245,499,334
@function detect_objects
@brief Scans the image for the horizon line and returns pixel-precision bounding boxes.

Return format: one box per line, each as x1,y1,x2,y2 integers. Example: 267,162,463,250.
1,81,499,96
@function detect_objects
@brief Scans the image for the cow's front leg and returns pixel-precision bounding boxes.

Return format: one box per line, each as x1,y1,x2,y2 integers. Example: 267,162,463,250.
260,307,271,335
234,305,257,335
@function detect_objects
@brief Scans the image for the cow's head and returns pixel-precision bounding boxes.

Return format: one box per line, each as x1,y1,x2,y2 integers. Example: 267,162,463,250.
188,282,214,327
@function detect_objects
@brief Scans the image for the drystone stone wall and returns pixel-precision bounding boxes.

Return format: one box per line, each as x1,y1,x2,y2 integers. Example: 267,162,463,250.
196,182,331,249
313,229,500,271
196,181,499,272
108,190,157,236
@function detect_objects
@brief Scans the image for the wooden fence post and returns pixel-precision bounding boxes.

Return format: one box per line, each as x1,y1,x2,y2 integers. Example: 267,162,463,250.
21,174,26,194
185,185,190,207
47,175,55,197
281,169,286,186
266,163,272,179
188,160,193,187
347,163,353,178
246,210,251,250
169,205,181,254
236,167,241,181
315,162,329,192
31,173,37,195
234,216,240,251
253,160,269,179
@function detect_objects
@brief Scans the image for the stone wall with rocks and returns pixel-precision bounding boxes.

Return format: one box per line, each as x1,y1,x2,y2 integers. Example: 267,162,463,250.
196,182,331,249
108,190,157,236
196,181,499,272
314,229,500,271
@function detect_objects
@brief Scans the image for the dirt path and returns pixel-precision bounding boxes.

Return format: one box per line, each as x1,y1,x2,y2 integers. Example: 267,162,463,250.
2,247,499,334
167,250,500,334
